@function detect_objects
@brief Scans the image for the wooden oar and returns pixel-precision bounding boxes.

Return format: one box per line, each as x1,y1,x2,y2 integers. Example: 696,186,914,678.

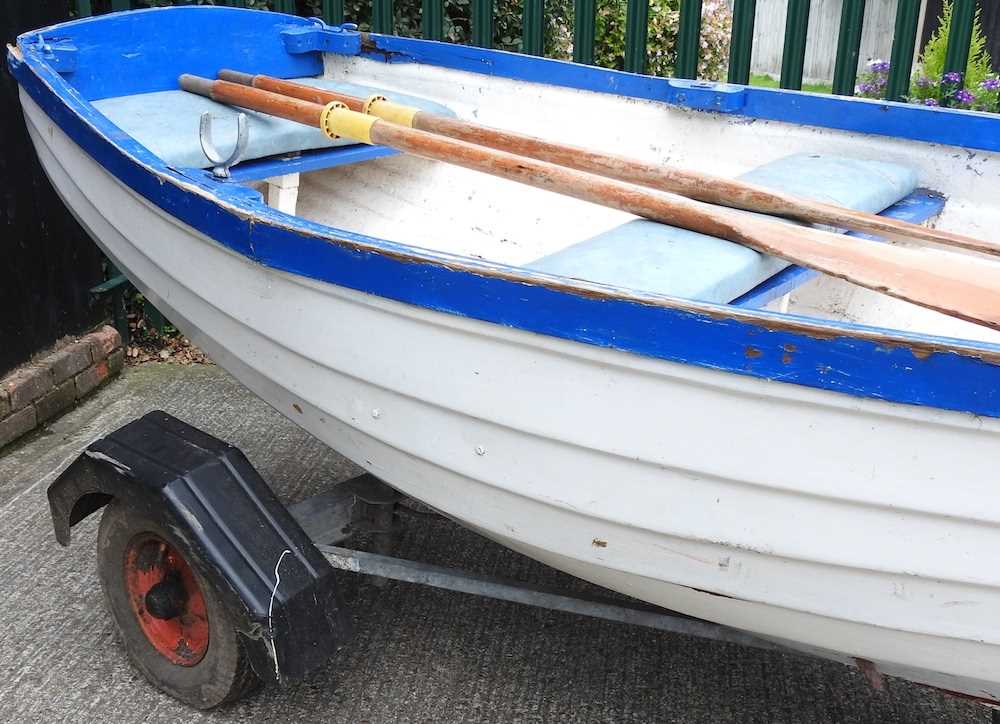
217,69,1000,259
179,75,1000,331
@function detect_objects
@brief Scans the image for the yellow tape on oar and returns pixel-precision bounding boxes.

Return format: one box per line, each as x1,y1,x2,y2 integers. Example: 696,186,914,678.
362,94,419,127
320,102,377,144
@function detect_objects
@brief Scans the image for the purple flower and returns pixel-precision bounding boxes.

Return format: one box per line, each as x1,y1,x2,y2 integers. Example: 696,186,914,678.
954,89,977,104
857,82,875,94
916,76,934,88
924,98,939,107
982,77,1000,91
868,59,890,73
943,71,963,83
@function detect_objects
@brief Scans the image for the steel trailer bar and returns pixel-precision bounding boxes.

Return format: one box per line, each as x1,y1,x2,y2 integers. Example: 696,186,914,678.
318,544,788,655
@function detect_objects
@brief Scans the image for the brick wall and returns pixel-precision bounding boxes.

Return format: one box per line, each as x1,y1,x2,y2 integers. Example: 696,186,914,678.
0,326,124,449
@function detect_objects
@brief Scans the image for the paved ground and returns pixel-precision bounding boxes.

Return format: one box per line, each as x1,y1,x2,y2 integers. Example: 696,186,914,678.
0,363,992,723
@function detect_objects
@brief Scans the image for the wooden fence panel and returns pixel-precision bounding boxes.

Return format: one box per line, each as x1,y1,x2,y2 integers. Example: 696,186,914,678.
750,0,901,84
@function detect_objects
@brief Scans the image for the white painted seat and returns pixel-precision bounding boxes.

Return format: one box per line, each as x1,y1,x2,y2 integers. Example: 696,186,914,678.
92,77,455,169
526,154,919,304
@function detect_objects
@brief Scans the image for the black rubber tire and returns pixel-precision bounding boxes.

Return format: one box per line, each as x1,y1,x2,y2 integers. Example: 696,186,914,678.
97,499,261,709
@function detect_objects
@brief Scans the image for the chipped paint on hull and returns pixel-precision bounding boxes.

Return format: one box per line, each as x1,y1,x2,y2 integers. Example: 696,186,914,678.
20,81,1000,704
10,33,1000,419
13,7,1000,703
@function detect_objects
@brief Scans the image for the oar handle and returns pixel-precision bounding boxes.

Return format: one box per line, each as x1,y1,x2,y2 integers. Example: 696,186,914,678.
217,69,256,86
180,74,324,127
219,69,366,112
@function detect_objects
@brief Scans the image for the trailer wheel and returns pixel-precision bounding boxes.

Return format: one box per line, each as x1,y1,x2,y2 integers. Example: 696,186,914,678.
97,500,261,709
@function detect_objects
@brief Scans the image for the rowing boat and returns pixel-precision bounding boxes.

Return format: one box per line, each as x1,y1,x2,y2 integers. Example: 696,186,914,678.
10,5,1000,704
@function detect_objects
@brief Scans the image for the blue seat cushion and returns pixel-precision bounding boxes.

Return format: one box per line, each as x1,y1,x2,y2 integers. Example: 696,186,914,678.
92,77,455,169
526,154,919,304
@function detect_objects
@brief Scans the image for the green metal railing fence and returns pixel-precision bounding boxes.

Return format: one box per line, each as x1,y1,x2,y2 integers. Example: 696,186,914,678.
74,0,984,101
779,0,810,90
727,0,755,84
831,0,864,96
572,0,595,64
942,0,975,105
886,1,920,101
674,0,702,79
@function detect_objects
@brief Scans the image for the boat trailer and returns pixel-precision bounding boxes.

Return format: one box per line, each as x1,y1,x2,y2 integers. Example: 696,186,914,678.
43,411,908,709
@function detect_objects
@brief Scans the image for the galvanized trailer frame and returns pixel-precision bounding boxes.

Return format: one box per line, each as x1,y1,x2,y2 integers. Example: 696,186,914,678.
49,410,803,708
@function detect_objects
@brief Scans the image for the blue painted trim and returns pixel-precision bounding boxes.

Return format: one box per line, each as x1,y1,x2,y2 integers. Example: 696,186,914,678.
354,33,1000,153
664,79,747,113
31,37,78,73
225,144,398,182
20,7,323,101
843,188,949,240
732,189,948,308
10,8,1000,421
731,267,818,309
281,25,362,56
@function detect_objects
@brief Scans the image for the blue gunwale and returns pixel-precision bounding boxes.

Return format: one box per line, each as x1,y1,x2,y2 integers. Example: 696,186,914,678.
10,6,1000,419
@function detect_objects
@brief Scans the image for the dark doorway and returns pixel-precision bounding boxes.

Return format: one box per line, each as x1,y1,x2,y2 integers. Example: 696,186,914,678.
1,1,107,375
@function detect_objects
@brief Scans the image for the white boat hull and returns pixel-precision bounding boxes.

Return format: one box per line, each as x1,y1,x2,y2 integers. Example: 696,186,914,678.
21,88,1000,703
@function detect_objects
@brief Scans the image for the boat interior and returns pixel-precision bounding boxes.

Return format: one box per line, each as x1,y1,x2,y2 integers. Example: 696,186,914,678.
31,9,1000,346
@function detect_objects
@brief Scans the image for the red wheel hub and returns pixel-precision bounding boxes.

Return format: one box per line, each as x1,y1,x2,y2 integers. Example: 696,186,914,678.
124,535,209,666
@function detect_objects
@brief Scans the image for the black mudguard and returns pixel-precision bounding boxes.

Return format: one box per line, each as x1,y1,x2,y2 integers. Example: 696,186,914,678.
47,410,350,685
